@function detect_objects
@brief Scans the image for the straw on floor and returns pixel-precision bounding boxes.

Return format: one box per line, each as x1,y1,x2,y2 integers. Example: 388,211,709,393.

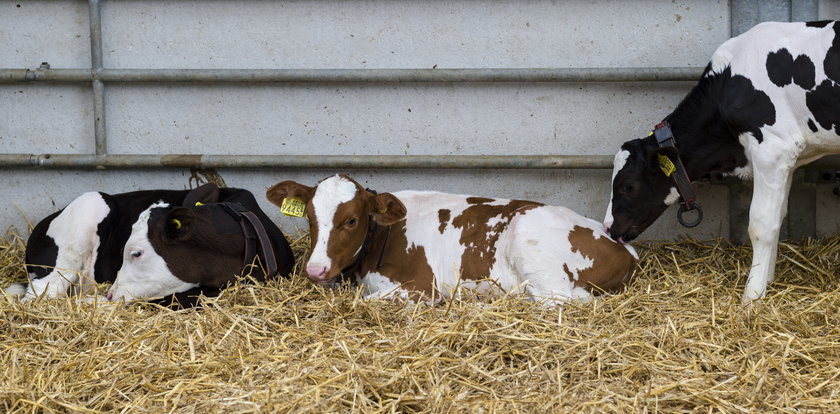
0,229,838,413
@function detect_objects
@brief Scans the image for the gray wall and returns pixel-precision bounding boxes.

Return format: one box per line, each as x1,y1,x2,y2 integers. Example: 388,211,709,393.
1,0,838,239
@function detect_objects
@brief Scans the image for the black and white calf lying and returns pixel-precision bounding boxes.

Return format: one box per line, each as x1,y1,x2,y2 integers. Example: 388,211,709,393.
605,21,840,302
6,184,294,307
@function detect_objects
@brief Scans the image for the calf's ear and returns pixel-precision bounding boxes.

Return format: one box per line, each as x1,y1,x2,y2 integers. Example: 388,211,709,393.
164,208,194,241
370,193,406,226
184,183,220,207
266,181,315,208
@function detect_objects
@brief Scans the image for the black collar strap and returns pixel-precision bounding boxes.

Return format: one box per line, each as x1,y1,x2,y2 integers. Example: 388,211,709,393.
220,202,280,278
653,122,703,227
340,188,390,276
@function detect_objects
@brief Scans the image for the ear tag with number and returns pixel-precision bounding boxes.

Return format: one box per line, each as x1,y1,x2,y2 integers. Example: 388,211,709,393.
280,198,306,217
658,154,676,177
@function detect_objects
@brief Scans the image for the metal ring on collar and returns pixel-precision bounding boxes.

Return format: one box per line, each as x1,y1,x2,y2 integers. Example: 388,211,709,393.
677,203,703,228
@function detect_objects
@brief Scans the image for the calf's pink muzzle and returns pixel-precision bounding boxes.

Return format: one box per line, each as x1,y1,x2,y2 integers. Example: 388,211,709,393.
305,262,330,283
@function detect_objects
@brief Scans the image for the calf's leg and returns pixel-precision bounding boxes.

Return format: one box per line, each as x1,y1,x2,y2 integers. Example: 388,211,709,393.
25,192,110,300
743,158,795,303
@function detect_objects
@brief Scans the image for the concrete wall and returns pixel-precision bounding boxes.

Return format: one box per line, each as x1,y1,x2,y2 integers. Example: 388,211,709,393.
1,0,838,240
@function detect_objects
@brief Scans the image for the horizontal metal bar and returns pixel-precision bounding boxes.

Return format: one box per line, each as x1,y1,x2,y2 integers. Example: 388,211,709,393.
0,67,703,84
2,153,838,170
0,154,613,169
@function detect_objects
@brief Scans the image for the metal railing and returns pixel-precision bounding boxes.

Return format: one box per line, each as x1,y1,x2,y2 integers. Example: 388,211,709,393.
0,67,702,84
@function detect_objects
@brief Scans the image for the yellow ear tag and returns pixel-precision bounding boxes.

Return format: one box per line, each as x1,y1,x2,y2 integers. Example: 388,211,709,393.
280,198,306,217
377,206,388,214
658,154,676,177
194,201,204,206
171,218,182,229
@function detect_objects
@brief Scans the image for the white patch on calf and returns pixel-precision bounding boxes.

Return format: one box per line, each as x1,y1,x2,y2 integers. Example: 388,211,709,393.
108,202,198,301
4,283,27,297
397,191,469,291
309,175,358,271
25,192,110,300
719,132,757,180
663,186,680,206
360,271,413,302
508,207,617,303
485,215,504,229
603,150,629,228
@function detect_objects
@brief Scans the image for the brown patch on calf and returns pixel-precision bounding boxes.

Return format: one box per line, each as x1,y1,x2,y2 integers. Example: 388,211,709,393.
466,197,495,205
567,226,636,293
358,220,437,302
438,209,450,234
452,199,543,280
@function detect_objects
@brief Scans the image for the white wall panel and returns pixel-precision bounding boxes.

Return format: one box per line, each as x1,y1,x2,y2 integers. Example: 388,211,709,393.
102,1,728,69
0,1,91,69
0,85,94,154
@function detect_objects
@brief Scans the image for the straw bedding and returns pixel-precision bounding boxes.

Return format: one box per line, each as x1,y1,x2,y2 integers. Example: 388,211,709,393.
0,228,838,413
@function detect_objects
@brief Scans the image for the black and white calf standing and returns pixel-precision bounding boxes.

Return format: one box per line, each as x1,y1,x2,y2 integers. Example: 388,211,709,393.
605,21,840,303
7,184,294,307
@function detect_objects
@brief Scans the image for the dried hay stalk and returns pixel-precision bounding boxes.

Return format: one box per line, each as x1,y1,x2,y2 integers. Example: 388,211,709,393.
0,229,838,413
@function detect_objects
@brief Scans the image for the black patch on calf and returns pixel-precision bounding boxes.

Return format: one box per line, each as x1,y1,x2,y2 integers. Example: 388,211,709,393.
24,211,59,279
667,67,774,147
767,49,794,87
808,118,818,132
823,23,840,83
700,62,713,77
92,193,125,284
714,68,776,144
807,20,833,28
766,49,816,90
793,54,816,90
806,79,840,134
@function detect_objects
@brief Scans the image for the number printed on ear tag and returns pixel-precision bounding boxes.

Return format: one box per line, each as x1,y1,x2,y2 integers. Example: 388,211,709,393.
280,198,306,217
658,154,676,177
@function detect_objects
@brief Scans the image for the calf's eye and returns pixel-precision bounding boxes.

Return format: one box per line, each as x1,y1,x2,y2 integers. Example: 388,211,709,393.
346,218,357,227
130,250,143,259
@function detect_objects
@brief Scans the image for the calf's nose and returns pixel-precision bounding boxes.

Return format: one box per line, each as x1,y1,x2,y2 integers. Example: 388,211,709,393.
306,263,329,280
106,292,113,301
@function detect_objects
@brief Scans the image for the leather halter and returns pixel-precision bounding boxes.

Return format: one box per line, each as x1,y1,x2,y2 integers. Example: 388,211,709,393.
339,188,390,277
653,122,703,227
219,202,280,278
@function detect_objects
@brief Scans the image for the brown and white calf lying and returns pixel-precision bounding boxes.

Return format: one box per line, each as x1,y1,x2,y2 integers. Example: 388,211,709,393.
267,174,637,305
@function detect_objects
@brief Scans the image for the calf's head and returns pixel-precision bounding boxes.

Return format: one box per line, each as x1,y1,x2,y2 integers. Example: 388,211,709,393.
266,174,406,285
605,137,681,242
108,187,249,302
